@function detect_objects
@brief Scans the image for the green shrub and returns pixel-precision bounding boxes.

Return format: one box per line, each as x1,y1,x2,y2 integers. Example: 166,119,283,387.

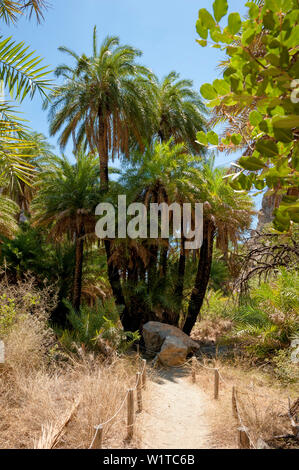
222,269,299,359
59,299,139,352
272,347,299,384
0,294,17,337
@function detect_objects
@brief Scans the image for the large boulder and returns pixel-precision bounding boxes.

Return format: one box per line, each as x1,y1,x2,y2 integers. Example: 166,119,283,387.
142,321,199,366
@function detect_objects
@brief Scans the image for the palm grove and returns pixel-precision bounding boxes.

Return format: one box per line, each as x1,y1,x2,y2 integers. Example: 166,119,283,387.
0,0,297,362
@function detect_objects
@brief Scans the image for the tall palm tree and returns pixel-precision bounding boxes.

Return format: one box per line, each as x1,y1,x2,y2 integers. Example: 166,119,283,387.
153,71,207,152
48,26,156,192
48,27,157,320
32,151,99,311
118,140,204,329
183,158,254,335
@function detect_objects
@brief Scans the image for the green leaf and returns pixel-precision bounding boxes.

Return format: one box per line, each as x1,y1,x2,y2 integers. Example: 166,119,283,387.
273,127,293,143
246,2,260,19
228,13,241,35
273,207,290,232
196,20,208,39
206,131,219,145
196,131,208,145
249,110,263,126
239,156,265,170
231,133,242,145
272,115,299,129
212,0,228,23
254,179,265,190
212,78,230,95
198,9,216,29
255,139,279,158
200,83,217,100
196,39,208,47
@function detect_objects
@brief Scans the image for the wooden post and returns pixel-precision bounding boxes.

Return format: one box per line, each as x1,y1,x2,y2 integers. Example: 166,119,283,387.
136,344,140,357
214,369,219,399
136,372,142,413
192,357,196,383
142,359,147,390
90,425,103,449
127,389,134,441
232,386,238,419
0,340,4,369
238,426,250,449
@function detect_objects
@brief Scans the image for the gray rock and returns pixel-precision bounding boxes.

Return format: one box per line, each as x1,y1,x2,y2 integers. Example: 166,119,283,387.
143,321,199,366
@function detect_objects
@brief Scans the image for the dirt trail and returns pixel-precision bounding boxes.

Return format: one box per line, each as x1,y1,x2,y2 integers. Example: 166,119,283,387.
140,367,214,449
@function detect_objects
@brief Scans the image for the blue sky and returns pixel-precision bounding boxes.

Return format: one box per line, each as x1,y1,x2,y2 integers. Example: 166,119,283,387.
3,0,261,213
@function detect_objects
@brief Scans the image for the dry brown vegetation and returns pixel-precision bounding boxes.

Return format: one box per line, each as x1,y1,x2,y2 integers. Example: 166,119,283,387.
0,348,143,449
0,278,144,449
193,357,298,449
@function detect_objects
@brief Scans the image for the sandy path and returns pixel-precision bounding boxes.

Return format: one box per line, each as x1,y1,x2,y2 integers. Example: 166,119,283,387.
140,367,213,449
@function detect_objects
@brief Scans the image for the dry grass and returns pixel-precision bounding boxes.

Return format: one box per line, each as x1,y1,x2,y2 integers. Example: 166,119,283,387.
0,350,143,449
0,277,145,449
193,357,298,449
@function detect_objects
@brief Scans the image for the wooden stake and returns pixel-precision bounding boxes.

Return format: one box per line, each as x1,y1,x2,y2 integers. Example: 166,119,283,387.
127,389,134,441
238,426,250,449
214,369,219,399
232,386,238,419
136,372,142,413
90,425,103,449
0,340,4,369
142,359,147,390
136,344,140,357
192,357,196,383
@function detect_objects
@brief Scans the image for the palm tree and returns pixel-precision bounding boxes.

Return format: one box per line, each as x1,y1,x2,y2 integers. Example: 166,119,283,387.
47,27,157,321
0,1,48,24
118,140,204,329
153,71,207,152
48,27,156,192
183,158,253,335
0,189,18,238
3,132,54,215
31,151,99,311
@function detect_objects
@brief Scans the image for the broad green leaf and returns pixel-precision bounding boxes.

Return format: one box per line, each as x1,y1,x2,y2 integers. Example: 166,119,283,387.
231,133,242,145
213,78,230,95
255,139,279,158
228,13,241,35
200,83,217,100
196,39,208,47
273,207,290,232
207,131,219,145
239,155,265,171
198,9,216,29
196,131,208,145
196,20,208,39
246,2,260,19
212,0,228,23
272,115,299,129
249,110,263,126
254,179,265,190
273,127,293,143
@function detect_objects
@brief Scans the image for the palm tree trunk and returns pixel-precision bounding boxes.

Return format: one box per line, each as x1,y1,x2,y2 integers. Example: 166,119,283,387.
98,114,109,193
148,244,158,292
174,235,186,324
73,225,85,311
183,218,215,336
160,246,168,277
97,108,130,329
